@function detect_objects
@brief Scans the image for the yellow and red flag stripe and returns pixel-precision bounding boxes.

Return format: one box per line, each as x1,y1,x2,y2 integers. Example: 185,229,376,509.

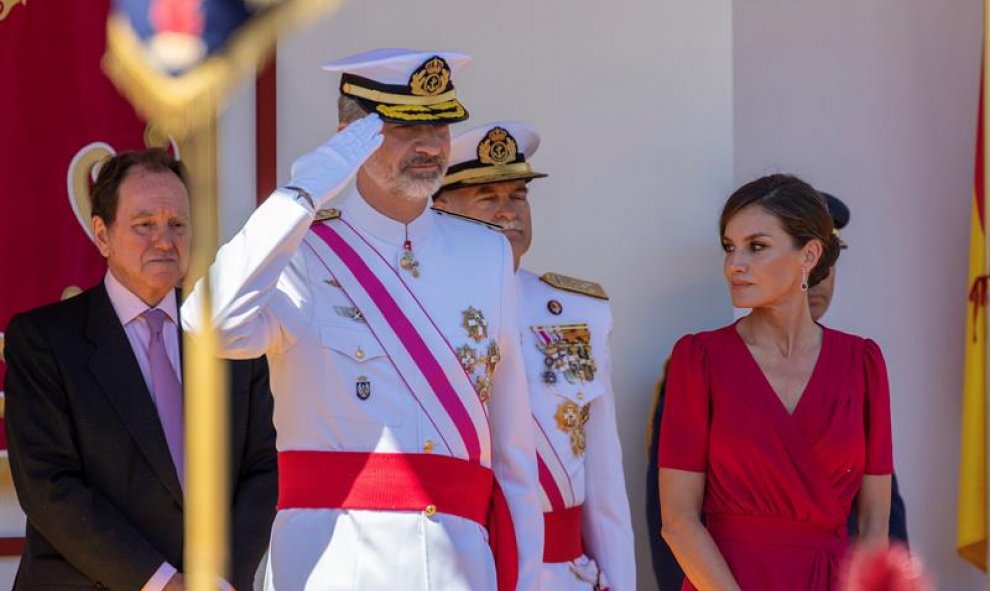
958,53,990,567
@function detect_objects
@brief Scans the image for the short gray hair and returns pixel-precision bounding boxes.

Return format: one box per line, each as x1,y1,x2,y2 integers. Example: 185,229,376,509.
338,95,369,125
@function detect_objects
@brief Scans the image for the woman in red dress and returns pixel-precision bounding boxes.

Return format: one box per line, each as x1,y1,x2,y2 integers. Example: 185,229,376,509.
658,174,893,591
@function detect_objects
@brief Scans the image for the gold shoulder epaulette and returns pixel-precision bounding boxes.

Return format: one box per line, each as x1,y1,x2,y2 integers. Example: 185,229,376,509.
314,208,341,222
431,207,502,230
539,272,609,300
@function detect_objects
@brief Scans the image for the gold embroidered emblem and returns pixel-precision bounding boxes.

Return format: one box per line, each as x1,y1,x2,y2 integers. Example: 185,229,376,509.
539,272,609,300
555,400,591,456
409,56,451,97
0,0,27,22
0,331,5,364
532,323,597,384
477,126,517,166
461,306,488,342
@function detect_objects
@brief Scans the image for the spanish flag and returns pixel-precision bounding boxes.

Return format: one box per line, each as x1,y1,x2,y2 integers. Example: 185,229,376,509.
958,68,990,568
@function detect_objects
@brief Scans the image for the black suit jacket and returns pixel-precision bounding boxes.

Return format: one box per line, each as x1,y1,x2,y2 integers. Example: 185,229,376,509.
4,283,278,590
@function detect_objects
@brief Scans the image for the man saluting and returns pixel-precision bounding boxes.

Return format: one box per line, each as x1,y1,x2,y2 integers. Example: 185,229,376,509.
183,49,542,591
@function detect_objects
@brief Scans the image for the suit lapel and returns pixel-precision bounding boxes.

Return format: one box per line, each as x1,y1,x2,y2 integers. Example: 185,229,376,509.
85,284,183,506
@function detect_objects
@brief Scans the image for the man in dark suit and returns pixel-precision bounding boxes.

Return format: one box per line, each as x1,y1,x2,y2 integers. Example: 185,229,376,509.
645,192,909,589
4,149,277,590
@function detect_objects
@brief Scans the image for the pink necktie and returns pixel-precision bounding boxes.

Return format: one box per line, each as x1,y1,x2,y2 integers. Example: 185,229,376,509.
143,308,184,486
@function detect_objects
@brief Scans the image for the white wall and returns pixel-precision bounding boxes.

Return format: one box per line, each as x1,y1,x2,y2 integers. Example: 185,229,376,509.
734,1,982,589
276,2,734,588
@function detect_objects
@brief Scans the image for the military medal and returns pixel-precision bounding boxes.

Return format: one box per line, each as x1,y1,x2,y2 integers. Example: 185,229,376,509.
461,306,488,342
474,375,493,403
356,375,371,400
400,239,420,278
456,344,478,371
532,323,597,384
554,400,591,457
455,318,499,403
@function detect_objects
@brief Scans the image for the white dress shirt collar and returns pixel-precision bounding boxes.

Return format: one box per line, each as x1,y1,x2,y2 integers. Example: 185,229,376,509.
337,185,436,246
104,270,178,326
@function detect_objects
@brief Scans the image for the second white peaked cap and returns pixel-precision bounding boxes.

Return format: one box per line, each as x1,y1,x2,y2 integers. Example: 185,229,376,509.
441,121,548,189
323,48,471,124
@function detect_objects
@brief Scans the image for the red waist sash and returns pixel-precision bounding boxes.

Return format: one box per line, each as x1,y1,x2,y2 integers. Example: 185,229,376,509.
543,505,585,563
278,451,518,591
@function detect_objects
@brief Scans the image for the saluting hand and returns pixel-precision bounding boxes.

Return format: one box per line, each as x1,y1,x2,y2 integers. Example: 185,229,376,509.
288,113,384,208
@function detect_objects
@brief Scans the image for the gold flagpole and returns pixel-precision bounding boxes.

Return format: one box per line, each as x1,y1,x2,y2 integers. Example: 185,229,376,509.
181,118,229,591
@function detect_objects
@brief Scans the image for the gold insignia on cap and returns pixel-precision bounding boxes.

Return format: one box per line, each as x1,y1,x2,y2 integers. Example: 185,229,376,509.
410,57,451,97
314,208,341,222
540,272,609,300
478,127,518,166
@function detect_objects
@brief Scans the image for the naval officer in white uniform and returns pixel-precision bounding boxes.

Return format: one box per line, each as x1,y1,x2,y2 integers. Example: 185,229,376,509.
434,122,635,591
183,50,542,591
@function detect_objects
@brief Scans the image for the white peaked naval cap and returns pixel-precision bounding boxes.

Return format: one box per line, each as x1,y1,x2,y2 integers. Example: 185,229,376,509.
323,48,471,124
442,121,548,189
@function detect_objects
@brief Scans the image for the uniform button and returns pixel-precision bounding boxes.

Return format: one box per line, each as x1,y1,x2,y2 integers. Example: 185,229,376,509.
354,347,365,360
424,504,437,517
423,440,435,454
576,392,584,400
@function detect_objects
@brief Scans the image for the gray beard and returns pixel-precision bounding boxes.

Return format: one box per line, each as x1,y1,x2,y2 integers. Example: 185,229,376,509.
364,157,446,201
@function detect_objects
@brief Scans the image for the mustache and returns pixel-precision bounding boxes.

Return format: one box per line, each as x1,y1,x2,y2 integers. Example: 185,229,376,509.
498,219,525,232
400,155,446,171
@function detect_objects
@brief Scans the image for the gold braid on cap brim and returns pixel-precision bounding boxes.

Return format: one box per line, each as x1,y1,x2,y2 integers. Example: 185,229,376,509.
441,162,547,188
342,83,458,106
375,99,467,122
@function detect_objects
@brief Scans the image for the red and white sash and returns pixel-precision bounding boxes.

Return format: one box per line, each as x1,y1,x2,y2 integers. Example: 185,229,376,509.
533,416,575,511
306,218,491,464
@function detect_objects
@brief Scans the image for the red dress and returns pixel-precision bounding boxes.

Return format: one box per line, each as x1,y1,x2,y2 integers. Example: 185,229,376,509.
658,323,893,591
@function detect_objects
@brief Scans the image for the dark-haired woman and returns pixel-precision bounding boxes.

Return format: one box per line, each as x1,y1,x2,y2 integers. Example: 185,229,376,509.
658,174,892,591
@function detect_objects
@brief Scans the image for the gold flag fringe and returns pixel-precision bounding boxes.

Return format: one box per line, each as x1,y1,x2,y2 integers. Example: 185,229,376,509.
103,0,342,139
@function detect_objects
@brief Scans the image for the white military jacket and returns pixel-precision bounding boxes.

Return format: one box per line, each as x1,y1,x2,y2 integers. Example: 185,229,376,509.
182,188,542,591
517,269,636,591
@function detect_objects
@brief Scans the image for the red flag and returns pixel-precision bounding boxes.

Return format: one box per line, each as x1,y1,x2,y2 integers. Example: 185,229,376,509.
0,1,149,449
